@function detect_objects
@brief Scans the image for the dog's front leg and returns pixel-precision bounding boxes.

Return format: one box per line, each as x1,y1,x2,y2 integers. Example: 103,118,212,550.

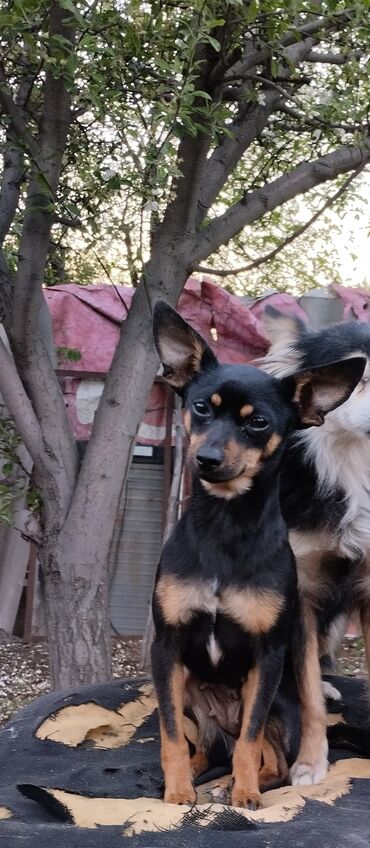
231,654,283,810
151,639,195,805
291,601,328,786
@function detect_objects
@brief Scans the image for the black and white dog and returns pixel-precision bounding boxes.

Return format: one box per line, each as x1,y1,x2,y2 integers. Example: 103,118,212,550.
260,307,370,784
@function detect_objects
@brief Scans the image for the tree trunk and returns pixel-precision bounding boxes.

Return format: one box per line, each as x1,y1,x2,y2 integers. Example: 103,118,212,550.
40,537,111,687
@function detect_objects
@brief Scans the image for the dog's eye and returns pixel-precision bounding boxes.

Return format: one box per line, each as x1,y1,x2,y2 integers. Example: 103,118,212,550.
249,415,269,431
192,400,210,417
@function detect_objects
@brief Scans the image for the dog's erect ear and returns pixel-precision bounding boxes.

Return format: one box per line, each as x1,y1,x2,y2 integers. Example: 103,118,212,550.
283,356,366,426
259,306,307,377
262,305,307,347
153,300,217,391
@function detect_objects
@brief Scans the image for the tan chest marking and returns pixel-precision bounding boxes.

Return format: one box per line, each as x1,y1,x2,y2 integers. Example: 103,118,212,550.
156,577,284,634
220,587,285,634
155,576,218,627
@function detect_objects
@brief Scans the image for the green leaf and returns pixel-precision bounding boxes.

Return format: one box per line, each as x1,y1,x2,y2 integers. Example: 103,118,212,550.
67,348,82,361
56,346,81,362
59,0,86,27
246,0,258,23
205,35,221,52
192,90,212,101
271,58,279,78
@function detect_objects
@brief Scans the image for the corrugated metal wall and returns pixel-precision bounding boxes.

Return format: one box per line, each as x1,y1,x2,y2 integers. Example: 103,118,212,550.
109,460,164,636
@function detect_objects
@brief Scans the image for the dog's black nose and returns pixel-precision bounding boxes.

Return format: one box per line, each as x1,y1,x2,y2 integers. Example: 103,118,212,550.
196,446,224,469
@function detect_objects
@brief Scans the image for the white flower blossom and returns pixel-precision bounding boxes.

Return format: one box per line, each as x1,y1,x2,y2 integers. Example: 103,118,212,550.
257,92,267,106
316,90,332,106
101,168,117,181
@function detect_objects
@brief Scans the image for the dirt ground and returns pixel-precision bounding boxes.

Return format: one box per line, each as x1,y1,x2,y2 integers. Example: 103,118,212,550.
0,634,366,727
0,634,145,726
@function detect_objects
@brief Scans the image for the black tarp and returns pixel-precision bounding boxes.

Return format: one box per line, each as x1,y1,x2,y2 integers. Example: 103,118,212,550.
0,674,369,847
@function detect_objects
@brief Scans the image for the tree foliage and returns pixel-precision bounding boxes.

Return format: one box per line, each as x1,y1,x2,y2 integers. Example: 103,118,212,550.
1,0,370,296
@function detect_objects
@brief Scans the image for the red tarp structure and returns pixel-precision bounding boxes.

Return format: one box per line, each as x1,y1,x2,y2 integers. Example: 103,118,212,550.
45,278,370,444
45,277,270,444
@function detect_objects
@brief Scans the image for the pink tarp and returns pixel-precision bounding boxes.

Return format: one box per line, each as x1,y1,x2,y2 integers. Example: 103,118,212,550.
45,278,268,373
331,284,370,321
45,278,370,443
45,278,269,443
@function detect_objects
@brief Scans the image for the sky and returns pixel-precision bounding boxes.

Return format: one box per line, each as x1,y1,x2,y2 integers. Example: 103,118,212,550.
337,208,370,288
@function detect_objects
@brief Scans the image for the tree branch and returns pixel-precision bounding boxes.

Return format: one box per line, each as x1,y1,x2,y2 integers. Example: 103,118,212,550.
196,26,336,224
304,48,364,64
226,72,307,110
0,146,25,245
0,252,13,329
191,139,370,264
0,335,49,473
154,35,218,239
0,67,40,328
195,163,366,277
52,214,82,228
196,91,282,225
9,4,78,515
278,102,369,134
0,64,43,171
222,9,354,81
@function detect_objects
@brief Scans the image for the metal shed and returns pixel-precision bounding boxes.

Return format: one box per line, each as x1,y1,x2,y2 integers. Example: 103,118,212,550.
109,449,165,636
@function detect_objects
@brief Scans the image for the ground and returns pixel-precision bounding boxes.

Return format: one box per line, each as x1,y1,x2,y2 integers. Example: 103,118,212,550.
0,635,145,726
0,634,366,727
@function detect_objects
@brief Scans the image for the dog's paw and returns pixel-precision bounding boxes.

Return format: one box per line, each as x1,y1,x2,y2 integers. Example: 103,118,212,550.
231,787,261,810
200,779,231,805
290,757,328,786
290,734,328,786
164,782,196,805
322,680,342,702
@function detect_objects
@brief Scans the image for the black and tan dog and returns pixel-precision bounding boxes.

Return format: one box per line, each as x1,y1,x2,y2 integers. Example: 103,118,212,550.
151,301,364,809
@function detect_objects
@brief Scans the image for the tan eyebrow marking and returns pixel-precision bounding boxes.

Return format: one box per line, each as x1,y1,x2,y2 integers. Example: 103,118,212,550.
240,404,253,417
211,393,222,407
263,433,282,457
